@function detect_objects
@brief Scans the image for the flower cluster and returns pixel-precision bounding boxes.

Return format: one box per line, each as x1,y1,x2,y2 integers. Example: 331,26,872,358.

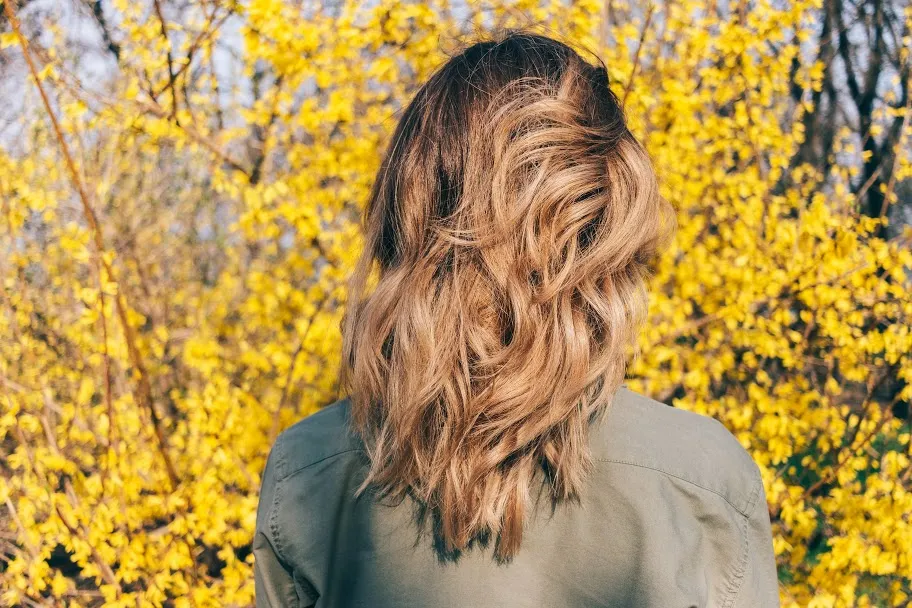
1,0,910,606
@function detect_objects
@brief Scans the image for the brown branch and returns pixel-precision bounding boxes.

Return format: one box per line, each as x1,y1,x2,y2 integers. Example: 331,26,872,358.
138,96,251,178
96,248,118,489
11,422,123,598
771,369,897,518
4,0,179,488
250,75,285,185
151,7,236,99
268,290,333,444
17,16,248,182
53,504,121,594
84,0,121,61
880,75,912,220
621,3,655,109
830,0,862,103
854,164,883,204
2,497,39,561
151,0,179,122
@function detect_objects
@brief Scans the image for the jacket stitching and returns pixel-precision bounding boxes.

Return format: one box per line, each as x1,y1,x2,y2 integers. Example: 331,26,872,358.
719,504,751,608
721,474,763,608
594,458,752,516
742,468,763,517
267,437,300,608
597,458,761,607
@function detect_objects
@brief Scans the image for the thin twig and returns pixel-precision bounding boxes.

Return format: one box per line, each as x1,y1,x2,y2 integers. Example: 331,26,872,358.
269,291,334,444
152,0,180,122
151,7,236,99
621,3,655,109
880,77,912,219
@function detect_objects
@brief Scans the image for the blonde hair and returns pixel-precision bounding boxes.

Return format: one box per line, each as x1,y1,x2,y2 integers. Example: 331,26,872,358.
340,30,676,561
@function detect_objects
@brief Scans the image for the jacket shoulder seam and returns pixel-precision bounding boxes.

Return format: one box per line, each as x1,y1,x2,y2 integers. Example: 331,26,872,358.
594,457,755,517
276,448,365,483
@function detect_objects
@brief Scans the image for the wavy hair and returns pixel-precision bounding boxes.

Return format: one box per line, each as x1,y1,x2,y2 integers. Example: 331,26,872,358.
339,29,676,561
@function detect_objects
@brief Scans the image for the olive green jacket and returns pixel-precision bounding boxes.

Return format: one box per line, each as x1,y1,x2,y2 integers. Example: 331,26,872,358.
254,385,780,607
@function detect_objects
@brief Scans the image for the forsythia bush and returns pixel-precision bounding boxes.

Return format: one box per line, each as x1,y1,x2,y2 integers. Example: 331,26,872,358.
1,0,911,606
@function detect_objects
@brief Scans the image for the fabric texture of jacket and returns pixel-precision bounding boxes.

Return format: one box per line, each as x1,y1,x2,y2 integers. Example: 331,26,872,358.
254,384,781,607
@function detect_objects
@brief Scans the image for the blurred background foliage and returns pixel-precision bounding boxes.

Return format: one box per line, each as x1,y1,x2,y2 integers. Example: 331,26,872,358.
0,0,911,605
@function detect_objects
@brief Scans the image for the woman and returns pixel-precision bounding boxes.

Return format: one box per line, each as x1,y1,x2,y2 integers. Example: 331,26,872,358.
254,30,779,607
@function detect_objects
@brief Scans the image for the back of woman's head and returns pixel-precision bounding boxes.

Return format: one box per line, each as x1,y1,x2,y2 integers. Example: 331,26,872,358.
340,29,676,561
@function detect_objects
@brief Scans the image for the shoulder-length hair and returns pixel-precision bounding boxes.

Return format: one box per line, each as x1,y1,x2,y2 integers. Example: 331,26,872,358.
339,29,676,561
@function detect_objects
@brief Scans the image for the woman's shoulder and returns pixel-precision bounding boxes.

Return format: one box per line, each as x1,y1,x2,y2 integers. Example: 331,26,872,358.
268,387,764,517
269,396,364,483
590,385,764,517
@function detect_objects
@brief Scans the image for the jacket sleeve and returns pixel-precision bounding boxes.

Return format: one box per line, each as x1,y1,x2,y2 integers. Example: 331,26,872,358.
254,530,301,608
731,474,781,608
254,438,313,608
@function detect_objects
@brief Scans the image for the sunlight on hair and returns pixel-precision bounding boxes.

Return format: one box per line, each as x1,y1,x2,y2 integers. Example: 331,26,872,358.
340,29,677,561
